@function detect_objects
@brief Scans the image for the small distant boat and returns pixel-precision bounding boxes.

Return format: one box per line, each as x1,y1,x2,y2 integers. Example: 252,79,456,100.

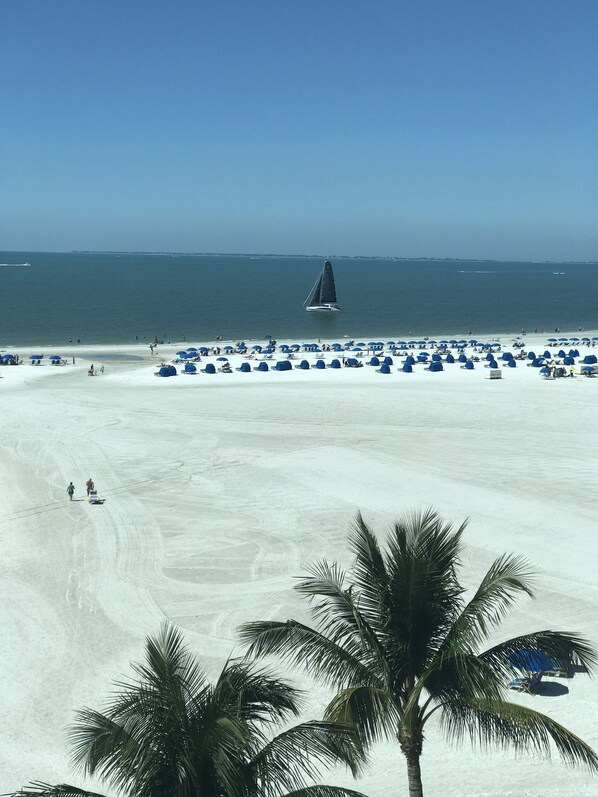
0,262,31,267
304,260,340,311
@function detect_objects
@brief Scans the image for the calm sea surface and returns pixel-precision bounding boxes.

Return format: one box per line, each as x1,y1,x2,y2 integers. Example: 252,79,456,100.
1,252,597,346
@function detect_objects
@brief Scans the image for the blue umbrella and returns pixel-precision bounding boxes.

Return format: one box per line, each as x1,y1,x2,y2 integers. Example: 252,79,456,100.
509,649,556,673
176,351,188,357
49,354,62,360
29,354,42,360
186,347,197,352
216,356,228,361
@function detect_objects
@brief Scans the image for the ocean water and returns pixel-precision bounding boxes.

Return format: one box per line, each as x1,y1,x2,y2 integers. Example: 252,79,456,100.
1,251,597,346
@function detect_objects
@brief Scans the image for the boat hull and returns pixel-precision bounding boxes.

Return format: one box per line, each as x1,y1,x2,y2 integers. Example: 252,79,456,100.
305,304,341,312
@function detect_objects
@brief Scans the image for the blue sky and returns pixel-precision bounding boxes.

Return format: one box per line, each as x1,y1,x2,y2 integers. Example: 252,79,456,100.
2,0,598,259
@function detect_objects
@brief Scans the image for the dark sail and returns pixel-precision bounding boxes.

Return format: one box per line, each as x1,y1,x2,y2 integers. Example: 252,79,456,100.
319,261,337,304
305,260,339,309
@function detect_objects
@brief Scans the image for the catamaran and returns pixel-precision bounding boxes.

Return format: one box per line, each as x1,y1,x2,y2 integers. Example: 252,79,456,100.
304,260,340,311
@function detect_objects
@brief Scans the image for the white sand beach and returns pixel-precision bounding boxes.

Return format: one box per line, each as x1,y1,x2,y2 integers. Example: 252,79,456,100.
1,332,597,796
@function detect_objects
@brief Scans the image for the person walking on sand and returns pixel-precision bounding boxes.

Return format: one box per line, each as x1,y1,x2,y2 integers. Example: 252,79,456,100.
67,482,75,501
86,478,94,496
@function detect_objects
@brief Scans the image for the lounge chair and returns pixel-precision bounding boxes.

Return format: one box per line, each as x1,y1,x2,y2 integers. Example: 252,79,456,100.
508,672,543,694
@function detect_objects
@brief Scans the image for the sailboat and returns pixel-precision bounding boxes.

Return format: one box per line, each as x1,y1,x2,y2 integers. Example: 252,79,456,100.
304,260,340,311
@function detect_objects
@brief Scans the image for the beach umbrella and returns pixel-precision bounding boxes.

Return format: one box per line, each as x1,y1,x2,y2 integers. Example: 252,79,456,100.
29,354,42,359
186,347,197,352
547,337,557,342
509,649,556,674
199,347,209,353
558,337,568,342
49,354,62,360
386,340,395,346
216,356,228,361
570,337,580,342
468,339,477,344
457,339,467,344
176,351,188,357
417,353,429,361
448,339,457,345
223,345,234,351
582,337,590,342
428,340,437,345
252,345,262,351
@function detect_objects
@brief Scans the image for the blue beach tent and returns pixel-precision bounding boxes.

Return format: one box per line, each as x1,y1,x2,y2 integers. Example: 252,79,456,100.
432,353,441,362
255,361,269,372
401,363,413,373
488,360,498,369
314,359,326,369
507,359,516,368
405,355,416,366
155,367,171,377
167,365,177,375
377,364,391,374
237,362,251,372
458,353,467,363
297,360,310,370
445,353,455,364
183,363,197,374
428,361,443,372
464,360,474,370
383,356,393,365
275,360,292,371
330,359,341,369
368,356,380,366
201,363,216,374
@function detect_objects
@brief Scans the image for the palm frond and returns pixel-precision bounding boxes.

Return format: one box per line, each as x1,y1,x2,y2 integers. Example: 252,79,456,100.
247,720,367,795
213,660,301,725
440,554,535,653
440,697,598,771
295,561,387,677
4,785,106,797
238,620,379,688
324,686,399,747
347,514,390,630
283,787,370,797
480,631,598,678
383,509,466,681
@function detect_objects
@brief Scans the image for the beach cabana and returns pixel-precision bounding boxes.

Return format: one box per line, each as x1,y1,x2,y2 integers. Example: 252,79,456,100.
237,362,251,372
201,363,216,374
183,363,197,374
255,361,269,372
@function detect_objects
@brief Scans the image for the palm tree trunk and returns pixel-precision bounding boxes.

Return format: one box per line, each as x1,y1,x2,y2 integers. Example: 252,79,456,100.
403,748,424,797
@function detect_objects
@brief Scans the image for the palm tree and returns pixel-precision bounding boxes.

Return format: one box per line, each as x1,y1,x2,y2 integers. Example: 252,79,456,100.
239,509,598,797
13,625,368,797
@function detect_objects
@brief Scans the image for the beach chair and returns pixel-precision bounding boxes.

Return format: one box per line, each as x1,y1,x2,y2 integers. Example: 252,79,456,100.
88,491,102,504
508,672,543,694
